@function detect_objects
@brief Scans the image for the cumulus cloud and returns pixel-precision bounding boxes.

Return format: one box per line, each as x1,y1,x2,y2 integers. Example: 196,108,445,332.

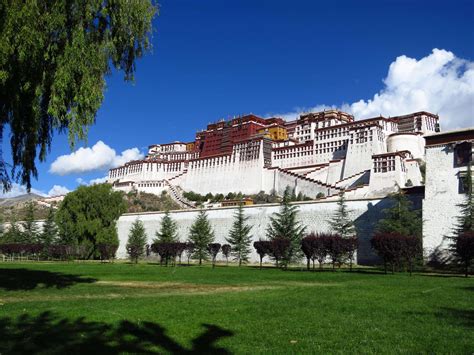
50,141,144,176
0,184,47,198
47,185,70,197
273,49,474,129
76,176,108,186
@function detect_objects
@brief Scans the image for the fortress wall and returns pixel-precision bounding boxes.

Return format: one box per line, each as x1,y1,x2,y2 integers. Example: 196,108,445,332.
274,170,332,197
116,197,413,265
326,160,344,185
182,158,265,195
306,166,329,181
423,145,465,253
343,140,385,178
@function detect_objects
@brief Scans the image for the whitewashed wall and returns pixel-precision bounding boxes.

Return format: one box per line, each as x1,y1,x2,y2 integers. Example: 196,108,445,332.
423,144,466,255
116,197,424,265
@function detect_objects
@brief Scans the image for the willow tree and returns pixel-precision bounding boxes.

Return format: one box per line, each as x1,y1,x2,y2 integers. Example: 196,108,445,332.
0,1,156,191
55,183,127,259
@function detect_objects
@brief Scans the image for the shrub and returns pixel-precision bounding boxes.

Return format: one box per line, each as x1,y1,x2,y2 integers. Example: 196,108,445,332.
207,243,221,268
342,237,358,272
371,232,419,274
326,234,346,270
269,237,291,268
185,242,195,265
222,244,231,265
253,240,272,269
455,231,474,277
97,243,118,262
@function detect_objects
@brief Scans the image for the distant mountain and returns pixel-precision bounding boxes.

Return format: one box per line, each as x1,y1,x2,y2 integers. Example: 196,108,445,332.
0,193,45,208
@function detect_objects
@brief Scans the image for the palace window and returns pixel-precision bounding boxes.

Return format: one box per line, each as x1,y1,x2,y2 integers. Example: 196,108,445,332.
454,142,472,167
458,170,472,194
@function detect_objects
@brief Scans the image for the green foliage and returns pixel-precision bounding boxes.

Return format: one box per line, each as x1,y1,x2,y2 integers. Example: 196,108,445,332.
0,1,156,190
126,219,148,263
377,189,422,238
250,190,280,204
329,192,356,238
154,211,178,243
450,164,474,269
226,204,252,266
55,184,126,258
39,207,58,248
1,216,23,243
453,164,474,237
266,188,306,265
21,202,39,243
124,190,181,212
188,210,215,265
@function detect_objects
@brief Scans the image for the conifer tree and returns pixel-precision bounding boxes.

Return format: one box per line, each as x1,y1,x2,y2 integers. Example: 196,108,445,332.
188,210,215,265
3,216,22,243
453,163,474,237
40,207,58,248
154,211,179,243
329,192,356,238
126,219,148,264
450,163,474,276
226,204,252,266
0,213,4,238
22,202,39,243
266,188,306,265
377,189,422,238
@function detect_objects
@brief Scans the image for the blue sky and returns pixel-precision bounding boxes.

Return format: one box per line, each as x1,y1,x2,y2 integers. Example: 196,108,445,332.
2,0,474,197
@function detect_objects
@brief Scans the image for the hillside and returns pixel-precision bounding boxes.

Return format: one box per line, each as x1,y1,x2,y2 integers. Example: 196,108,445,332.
0,194,51,221
124,190,181,213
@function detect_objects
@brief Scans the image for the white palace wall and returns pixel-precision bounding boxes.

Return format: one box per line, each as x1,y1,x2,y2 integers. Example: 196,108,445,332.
116,196,423,265
423,144,466,254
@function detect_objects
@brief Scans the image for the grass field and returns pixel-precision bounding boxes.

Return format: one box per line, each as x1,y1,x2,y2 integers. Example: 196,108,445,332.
0,262,472,354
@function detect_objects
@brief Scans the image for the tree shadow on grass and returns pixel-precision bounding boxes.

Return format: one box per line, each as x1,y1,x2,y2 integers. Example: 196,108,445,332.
408,308,474,329
435,307,474,328
0,312,234,354
0,268,97,291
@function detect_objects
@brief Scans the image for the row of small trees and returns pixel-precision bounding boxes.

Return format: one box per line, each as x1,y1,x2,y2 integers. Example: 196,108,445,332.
126,186,359,267
254,234,358,270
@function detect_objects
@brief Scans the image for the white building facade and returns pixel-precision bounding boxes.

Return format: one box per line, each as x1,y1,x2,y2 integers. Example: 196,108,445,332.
422,128,474,258
107,110,439,203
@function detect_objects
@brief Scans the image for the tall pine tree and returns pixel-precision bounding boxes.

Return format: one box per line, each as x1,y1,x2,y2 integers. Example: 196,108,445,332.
40,207,58,248
450,163,474,274
329,192,356,238
188,210,215,265
226,204,252,266
377,189,422,238
22,202,39,243
453,163,474,237
126,219,148,264
266,187,306,266
154,211,179,243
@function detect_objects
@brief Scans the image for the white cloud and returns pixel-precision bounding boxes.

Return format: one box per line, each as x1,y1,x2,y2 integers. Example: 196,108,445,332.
47,185,70,197
50,141,144,176
273,49,474,129
88,176,108,185
75,176,108,186
0,183,47,198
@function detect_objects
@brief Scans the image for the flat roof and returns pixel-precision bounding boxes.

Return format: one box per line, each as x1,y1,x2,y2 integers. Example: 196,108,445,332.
424,127,474,146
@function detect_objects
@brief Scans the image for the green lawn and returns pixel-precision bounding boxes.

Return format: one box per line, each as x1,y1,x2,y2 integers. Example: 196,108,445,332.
0,262,472,354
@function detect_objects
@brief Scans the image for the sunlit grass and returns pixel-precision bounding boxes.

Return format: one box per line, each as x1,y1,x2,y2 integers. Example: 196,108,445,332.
0,262,472,353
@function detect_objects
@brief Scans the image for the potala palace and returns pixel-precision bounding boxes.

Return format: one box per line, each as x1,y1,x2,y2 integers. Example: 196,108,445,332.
108,110,438,204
